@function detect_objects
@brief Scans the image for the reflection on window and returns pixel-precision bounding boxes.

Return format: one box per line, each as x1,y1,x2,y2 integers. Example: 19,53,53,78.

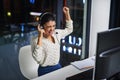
61,35,82,56
61,0,85,58
29,0,35,4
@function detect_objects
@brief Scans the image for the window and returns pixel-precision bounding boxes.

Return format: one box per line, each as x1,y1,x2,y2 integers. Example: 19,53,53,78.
60,0,91,66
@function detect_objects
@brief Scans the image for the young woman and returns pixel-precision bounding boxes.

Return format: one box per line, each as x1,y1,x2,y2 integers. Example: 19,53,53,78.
31,6,73,76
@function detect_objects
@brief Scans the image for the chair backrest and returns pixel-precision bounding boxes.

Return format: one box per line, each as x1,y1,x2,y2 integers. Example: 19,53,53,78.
19,45,39,79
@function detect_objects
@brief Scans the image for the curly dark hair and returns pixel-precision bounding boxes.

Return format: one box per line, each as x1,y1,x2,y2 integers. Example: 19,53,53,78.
39,12,56,27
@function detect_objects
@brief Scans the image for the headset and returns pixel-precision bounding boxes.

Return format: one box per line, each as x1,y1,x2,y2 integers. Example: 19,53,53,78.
39,12,56,29
39,12,60,45
55,31,60,45
39,12,49,29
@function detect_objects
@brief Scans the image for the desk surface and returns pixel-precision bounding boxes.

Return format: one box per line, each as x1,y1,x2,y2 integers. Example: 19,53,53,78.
31,56,95,80
31,65,90,80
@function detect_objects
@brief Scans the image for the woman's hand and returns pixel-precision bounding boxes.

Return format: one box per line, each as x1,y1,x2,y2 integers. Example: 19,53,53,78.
37,24,45,37
63,6,71,21
37,24,45,46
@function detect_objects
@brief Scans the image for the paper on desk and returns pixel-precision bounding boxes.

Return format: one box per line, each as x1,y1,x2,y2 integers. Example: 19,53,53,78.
71,56,95,70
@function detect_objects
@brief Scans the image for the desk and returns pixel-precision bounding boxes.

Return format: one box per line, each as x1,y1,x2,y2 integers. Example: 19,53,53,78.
31,56,95,80
31,65,91,80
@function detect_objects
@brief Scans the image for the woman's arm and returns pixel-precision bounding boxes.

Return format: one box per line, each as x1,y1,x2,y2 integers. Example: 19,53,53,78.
55,7,73,39
30,24,45,64
31,37,44,64
63,6,71,21
37,24,45,46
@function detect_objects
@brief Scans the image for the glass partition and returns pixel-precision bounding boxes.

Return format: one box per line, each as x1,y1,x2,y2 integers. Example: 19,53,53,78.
60,0,91,66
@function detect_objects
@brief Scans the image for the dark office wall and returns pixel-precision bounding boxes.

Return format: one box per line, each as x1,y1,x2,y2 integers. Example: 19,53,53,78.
0,0,4,24
109,0,120,28
0,0,57,25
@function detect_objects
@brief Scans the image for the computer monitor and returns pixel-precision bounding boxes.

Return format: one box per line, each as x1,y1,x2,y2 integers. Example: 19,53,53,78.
93,27,120,80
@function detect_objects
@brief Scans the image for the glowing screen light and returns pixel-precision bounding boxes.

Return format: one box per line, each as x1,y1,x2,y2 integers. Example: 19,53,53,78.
30,12,42,16
30,0,35,4
76,37,82,46
21,25,24,32
74,48,77,54
78,49,81,56
21,33,24,37
62,35,82,56
62,39,65,43
36,17,40,21
69,36,72,44
68,47,72,53
63,45,66,51
73,36,76,45
83,0,85,4
7,12,11,17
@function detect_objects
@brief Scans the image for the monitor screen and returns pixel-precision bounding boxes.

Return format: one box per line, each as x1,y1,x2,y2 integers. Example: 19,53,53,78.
93,27,120,80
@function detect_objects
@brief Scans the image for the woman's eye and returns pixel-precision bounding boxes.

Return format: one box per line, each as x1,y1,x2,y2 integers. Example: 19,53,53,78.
53,25,56,28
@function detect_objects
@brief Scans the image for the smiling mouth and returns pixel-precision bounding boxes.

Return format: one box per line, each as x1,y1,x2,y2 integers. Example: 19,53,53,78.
48,31,54,34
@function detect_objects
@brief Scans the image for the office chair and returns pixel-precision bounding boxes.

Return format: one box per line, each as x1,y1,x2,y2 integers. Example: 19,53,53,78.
19,45,39,79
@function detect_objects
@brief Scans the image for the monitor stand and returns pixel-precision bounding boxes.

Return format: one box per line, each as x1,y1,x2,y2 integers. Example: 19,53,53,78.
66,68,93,80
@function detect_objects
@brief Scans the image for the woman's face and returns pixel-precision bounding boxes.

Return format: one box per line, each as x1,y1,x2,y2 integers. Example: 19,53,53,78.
43,20,56,36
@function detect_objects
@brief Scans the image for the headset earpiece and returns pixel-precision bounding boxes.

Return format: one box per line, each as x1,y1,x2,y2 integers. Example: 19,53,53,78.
39,12,56,28
39,12,50,25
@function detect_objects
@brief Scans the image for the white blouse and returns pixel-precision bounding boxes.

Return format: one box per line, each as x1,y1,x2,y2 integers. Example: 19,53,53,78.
31,20,73,67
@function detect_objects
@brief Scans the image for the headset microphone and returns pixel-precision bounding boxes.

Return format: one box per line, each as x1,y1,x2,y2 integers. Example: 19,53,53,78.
56,32,58,34
55,32,60,45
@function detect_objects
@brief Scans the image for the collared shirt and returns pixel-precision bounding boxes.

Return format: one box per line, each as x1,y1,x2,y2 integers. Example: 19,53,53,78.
31,20,73,67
